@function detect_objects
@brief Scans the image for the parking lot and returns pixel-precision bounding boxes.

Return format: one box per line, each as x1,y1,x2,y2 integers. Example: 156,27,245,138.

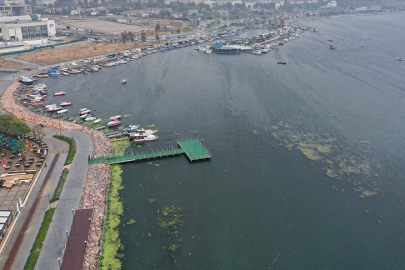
61,20,153,36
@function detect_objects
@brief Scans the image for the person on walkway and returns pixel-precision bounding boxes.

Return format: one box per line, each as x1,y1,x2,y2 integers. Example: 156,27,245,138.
45,163,47,167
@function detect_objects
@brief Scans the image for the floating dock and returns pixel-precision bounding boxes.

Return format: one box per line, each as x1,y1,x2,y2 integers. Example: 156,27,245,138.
89,139,211,165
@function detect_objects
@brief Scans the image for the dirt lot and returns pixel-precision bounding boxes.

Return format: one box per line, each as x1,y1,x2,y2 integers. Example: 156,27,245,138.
15,40,157,66
0,56,30,70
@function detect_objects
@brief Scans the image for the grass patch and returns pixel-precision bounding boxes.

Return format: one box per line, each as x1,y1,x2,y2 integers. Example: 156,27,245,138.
23,208,56,270
53,135,77,165
50,169,69,203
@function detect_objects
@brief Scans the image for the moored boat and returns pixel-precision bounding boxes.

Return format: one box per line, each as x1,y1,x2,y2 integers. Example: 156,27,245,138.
44,104,57,109
93,118,102,124
85,116,96,121
60,102,72,106
107,120,121,127
130,134,158,142
54,92,66,96
80,109,91,115
277,61,287,65
46,106,62,112
57,109,68,114
110,115,121,120
121,80,127,84
37,73,49,78
397,57,404,61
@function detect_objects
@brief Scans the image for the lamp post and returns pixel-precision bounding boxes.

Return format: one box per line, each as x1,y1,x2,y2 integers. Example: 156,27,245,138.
58,114,61,135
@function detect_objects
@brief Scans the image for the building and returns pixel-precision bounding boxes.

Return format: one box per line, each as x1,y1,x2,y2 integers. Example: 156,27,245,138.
0,4,31,16
0,16,55,41
0,210,13,244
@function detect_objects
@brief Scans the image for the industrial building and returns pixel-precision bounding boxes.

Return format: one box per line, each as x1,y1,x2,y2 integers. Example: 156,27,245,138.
0,15,55,41
0,4,31,16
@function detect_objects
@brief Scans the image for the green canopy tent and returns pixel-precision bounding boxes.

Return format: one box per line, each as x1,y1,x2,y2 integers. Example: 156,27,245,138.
5,139,18,145
10,145,21,151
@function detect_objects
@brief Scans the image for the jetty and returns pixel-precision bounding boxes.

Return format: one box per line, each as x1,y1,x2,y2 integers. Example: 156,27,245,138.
89,139,211,165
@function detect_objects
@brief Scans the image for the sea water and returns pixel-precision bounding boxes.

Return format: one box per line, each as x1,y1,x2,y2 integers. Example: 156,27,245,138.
42,13,405,269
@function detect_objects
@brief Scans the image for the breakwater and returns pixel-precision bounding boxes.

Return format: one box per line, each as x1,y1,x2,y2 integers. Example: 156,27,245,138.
0,81,112,269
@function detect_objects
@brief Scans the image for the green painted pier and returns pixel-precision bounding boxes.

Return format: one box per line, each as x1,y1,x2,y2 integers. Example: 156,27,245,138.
89,139,211,165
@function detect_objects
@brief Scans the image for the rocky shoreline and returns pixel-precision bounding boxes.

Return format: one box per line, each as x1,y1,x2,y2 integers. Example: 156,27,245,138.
0,81,112,269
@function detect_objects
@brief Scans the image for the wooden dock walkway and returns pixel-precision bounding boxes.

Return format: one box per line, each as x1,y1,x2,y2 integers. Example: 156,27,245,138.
89,139,211,165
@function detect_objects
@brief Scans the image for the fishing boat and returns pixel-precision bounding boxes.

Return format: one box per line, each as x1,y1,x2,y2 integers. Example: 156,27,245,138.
54,92,66,96
329,44,337,50
79,109,91,115
110,115,121,121
39,90,47,95
37,73,49,78
46,106,62,112
277,61,287,65
397,57,404,61
33,84,47,89
128,129,157,136
57,109,68,114
107,120,121,127
62,72,70,76
20,76,35,85
253,50,262,55
261,49,268,54
123,124,140,131
60,102,72,107
93,118,102,124
85,116,96,121
121,80,127,84
130,134,158,142
95,126,106,130
48,70,61,75
44,104,57,108
79,108,88,112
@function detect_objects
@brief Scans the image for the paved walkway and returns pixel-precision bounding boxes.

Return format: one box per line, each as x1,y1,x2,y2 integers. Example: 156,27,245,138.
35,130,92,270
61,208,93,270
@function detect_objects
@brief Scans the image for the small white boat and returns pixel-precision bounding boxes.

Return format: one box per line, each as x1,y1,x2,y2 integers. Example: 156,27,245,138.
57,109,68,114
80,109,91,115
54,92,66,96
121,80,127,84
62,72,70,76
47,107,62,112
107,120,121,127
93,118,102,124
110,115,121,120
131,134,158,142
44,104,57,109
253,51,262,55
85,116,96,121
60,102,72,107
80,113,91,119
397,57,404,61
79,108,88,112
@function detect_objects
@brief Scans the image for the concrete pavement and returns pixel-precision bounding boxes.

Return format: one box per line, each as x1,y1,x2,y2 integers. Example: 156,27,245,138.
35,130,92,270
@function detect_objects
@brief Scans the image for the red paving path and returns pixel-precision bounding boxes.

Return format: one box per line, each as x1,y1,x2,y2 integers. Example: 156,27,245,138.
61,208,93,270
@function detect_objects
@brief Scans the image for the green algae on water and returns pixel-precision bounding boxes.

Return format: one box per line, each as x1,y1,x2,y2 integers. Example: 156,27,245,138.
156,202,185,264
100,164,125,270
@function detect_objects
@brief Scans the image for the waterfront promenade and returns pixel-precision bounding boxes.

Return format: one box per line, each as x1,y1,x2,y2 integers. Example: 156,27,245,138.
0,81,113,269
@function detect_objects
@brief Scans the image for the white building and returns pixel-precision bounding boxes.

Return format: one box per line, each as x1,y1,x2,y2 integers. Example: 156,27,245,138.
0,16,55,41
325,1,337,8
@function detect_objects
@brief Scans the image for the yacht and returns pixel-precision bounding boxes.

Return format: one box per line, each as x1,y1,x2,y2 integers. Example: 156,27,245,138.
397,57,404,61
130,134,158,142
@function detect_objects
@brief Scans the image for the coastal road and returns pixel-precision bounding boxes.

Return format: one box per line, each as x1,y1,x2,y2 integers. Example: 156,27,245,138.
35,130,92,270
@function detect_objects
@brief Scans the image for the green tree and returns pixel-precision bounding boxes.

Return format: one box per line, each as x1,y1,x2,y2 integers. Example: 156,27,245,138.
155,33,160,41
225,2,233,9
141,31,146,42
176,28,180,34
121,31,127,44
127,31,134,41
0,114,30,137
16,140,28,157
155,23,160,32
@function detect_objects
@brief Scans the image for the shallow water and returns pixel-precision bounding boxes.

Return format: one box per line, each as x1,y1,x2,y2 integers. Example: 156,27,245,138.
41,13,405,269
